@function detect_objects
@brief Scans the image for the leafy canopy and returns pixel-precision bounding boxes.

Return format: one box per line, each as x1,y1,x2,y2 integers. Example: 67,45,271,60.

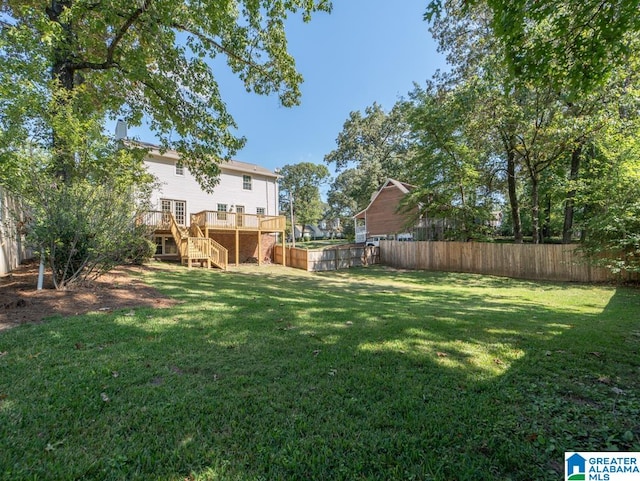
426,0,640,95
278,162,329,233
0,0,331,190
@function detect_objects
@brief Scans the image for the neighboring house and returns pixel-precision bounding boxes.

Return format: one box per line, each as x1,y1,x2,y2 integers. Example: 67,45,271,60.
140,142,286,267
0,186,32,276
353,179,421,244
294,224,324,240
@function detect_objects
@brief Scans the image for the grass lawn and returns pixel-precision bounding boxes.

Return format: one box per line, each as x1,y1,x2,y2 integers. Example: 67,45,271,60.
1,264,639,480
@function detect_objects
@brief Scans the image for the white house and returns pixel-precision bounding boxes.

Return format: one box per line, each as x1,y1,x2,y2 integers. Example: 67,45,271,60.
141,142,286,267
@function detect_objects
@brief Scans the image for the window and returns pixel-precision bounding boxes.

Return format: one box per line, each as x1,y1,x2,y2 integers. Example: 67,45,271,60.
243,175,252,190
154,236,178,255
160,199,187,226
256,207,266,215
217,203,227,221
236,205,245,227
174,201,186,226
175,162,184,176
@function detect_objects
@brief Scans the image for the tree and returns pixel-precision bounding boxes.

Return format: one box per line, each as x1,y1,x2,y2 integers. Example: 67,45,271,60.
427,0,640,96
405,82,499,241
2,133,157,288
577,128,640,272
1,0,331,190
324,102,415,211
278,162,329,240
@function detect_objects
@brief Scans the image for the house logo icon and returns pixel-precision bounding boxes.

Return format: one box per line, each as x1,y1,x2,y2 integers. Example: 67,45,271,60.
566,453,586,480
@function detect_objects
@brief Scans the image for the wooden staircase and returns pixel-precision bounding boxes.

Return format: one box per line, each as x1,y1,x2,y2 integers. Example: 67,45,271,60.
168,213,228,270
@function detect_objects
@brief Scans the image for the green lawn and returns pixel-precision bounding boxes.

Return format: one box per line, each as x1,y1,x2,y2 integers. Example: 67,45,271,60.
1,265,639,480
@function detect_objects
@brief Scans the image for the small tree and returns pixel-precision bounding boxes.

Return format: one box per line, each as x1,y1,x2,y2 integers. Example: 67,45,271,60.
278,163,329,240
2,129,156,289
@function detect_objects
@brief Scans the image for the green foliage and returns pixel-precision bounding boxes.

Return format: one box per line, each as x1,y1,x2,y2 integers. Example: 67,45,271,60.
0,0,331,190
278,162,330,236
324,102,415,212
26,177,154,288
405,83,499,241
2,131,156,288
427,0,640,96
578,133,640,272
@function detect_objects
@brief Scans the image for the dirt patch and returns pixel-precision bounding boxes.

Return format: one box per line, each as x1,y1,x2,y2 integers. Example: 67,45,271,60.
0,261,178,332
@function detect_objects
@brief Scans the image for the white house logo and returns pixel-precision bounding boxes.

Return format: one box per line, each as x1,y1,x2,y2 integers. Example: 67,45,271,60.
565,452,640,481
566,453,586,480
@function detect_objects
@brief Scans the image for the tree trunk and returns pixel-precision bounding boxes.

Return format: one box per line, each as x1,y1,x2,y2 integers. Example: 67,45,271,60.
505,141,523,243
562,145,582,243
542,194,552,243
530,173,540,244
47,0,76,183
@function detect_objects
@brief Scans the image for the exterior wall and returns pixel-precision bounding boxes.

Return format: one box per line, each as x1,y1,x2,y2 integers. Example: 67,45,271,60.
363,185,418,237
0,187,32,276
144,155,280,222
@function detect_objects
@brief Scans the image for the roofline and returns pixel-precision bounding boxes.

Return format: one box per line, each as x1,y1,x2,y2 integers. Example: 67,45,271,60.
352,178,414,219
128,140,280,178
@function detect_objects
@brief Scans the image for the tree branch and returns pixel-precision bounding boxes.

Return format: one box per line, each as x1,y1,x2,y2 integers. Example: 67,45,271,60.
172,22,272,79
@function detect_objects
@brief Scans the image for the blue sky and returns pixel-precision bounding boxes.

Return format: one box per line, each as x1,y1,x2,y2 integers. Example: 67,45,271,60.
125,1,447,174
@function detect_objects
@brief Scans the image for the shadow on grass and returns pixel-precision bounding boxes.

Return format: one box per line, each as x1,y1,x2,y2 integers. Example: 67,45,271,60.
0,265,638,480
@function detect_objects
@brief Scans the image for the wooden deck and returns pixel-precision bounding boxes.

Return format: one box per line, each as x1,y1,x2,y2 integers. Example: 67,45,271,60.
140,210,286,267
191,210,285,232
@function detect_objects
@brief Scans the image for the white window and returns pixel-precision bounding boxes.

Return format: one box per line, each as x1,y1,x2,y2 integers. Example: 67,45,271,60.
217,203,227,221
243,175,252,190
154,236,178,255
175,162,184,176
236,205,245,227
160,199,187,226
256,207,266,215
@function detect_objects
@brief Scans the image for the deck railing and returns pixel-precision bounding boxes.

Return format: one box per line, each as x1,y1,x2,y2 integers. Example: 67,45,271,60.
192,211,285,231
138,210,171,230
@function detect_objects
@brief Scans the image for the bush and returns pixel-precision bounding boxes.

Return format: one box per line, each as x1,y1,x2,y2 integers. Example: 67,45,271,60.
125,235,157,265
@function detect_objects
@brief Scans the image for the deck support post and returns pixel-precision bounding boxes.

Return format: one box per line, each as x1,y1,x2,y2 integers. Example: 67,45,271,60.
235,229,239,266
281,230,286,266
258,230,262,266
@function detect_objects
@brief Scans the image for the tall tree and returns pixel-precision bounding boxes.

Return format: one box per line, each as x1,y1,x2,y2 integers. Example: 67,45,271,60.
0,0,331,190
405,82,499,241
577,126,640,272
278,162,329,239
427,0,640,96
324,102,415,211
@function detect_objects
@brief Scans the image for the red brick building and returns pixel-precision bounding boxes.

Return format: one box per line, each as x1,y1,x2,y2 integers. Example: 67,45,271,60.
354,179,421,243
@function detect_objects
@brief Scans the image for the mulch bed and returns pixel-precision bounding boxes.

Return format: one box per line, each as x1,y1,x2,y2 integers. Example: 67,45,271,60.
0,261,178,332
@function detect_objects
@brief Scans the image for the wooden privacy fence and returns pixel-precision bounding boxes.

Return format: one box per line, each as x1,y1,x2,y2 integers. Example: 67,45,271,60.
273,245,379,272
380,241,636,283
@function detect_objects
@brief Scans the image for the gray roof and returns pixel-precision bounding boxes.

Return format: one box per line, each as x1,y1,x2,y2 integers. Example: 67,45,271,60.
128,140,279,178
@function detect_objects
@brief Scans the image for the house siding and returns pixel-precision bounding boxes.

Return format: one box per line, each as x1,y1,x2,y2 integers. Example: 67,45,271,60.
144,155,279,220
364,185,418,237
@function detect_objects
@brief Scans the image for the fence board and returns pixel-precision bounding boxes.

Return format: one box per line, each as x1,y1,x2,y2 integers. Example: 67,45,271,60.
380,241,636,283
273,245,379,272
